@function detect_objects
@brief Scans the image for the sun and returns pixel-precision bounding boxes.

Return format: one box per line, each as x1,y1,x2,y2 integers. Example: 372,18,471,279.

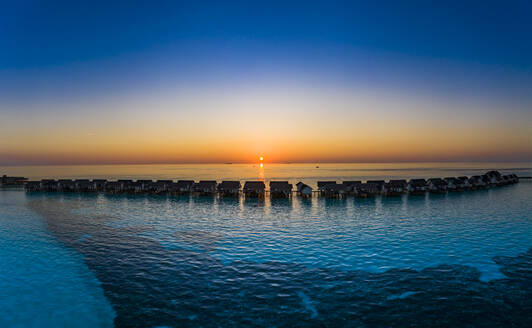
259,156,264,161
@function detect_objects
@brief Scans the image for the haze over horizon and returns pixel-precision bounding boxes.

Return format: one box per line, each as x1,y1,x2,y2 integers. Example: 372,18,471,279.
1,1,531,165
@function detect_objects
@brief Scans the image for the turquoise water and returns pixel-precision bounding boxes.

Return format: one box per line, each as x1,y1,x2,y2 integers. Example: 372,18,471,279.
0,191,115,327
1,163,531,327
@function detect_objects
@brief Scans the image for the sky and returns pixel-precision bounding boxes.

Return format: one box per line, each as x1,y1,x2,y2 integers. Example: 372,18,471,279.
1,0,531,165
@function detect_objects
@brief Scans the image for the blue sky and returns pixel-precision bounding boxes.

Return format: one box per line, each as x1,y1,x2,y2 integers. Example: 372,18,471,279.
1,0,531,164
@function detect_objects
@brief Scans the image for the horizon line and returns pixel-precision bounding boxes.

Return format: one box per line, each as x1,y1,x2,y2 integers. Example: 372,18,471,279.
1,160,530,167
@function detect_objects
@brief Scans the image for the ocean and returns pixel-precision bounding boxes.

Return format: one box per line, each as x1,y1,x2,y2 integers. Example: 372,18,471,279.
1,163,531,327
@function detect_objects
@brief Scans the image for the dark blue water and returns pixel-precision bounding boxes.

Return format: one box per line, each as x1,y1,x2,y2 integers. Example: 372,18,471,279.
1,182,532,327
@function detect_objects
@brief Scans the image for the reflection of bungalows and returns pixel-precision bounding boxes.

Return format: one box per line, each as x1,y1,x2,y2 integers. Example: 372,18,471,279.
443,177,459,192
456,176,471,190
194,181,217,195
25,181,42,191
269,181,292,198
58,179,76,192
317,181,336,194
407,179,426,195
243,181,265,198
342,181,361,195
469,175,486,189
218,181,241,196
92,179,108,191
383,180,407,196
1,175,28,186
75,179,92,192
175,180,195,194
427,178,447,193
296,182,312,198
321,183,346,198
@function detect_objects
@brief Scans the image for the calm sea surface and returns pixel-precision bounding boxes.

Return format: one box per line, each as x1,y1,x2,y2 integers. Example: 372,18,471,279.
1,162,530,186
1,163,531,327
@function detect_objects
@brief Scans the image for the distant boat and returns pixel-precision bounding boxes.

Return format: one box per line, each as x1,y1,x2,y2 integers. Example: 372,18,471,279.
316,166,319,168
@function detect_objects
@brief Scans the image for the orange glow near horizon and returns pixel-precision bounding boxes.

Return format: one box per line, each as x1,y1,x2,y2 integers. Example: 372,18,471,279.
1,85,531,165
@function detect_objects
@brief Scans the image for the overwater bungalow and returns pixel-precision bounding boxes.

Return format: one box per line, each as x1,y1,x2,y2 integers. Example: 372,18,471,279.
218,181,241,197
92,179,108,191
130,181,144,193
1,175,28,186
75,179,92,192
511,174,519,183
485,170,503,185
194,181,217,195
155,180,174,193
25,181,41,191
502,175,515,185
321,183,346,198
480,174,492,187
342,181,362,196
137,180,153,192
116,180,134,193
469,175,486,189
296,182,312,198
357,181,382,197
243,181,265,198
443,177,459,192
367,180,385,195
383,180,407,196
41,179,58,192
105,181,122,193
174,180,194,194
269,181,293,198
456,176,472,190
427,178,447,193
58,179,76,192
407,179,426,195
317,181,336,194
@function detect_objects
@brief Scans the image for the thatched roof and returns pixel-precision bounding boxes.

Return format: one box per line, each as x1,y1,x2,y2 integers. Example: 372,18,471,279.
176,180,195,190
322,183,346,193
317,181,336,189
408,179,426,186
342,181,361,186
195,181,217,191
485,170,502,179
387,179,407,187
270,181,292,192
296,182,312,192
427,178,447,186
218,181,241,191
244,181,265,192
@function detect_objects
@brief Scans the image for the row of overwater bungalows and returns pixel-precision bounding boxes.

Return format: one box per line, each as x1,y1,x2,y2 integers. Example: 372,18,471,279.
23,171,519,198
315,171,519,197
0,175,28,186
